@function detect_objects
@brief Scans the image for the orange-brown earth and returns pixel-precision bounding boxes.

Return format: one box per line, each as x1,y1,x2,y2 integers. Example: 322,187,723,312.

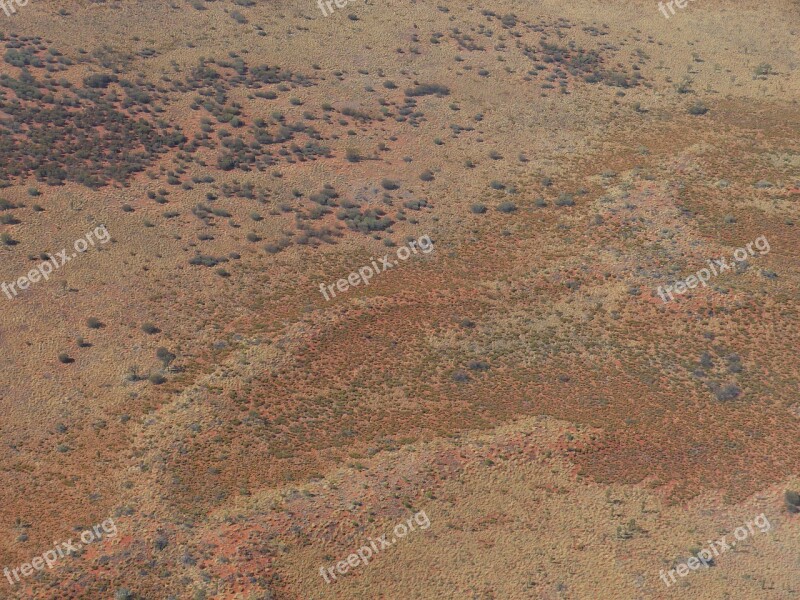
0,0,797,598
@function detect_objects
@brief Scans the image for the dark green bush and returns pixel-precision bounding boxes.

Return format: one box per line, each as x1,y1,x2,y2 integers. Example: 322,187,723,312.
786,490,800,513
141,323,160,334
555,193,575,207
156,347,176,367
84,73,117,89
404,83,450,97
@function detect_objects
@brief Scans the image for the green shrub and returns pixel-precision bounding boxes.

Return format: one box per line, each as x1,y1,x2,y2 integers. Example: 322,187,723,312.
189,255,222,267
452,370,470,382
785,490,800,513
156,347,176,367
754,63,772,77
404,83,450,97
141,323,160,334
501,13,517,27
403,199,428,211
114,588,133,600
555,193,575,207
84,73,117,89
688,101,709,115
230,10,248,24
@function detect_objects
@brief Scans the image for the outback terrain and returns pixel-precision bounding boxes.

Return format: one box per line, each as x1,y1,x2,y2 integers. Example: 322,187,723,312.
0,0,798,598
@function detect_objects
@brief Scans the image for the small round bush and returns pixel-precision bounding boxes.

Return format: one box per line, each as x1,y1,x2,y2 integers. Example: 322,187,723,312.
452,370,470,383
114,588,133,600
156,347,176,367
497,201,517,213
141,323,160,335
688,101,709,115
786,490,800,514
467,360,490,371
555,193,575,207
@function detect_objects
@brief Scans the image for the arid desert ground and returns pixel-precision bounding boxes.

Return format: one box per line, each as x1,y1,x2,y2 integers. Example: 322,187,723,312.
0,0,798,598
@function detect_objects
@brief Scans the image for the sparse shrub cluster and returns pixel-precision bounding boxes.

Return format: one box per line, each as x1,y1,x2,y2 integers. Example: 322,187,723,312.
404,83,450,97
0,35,186,187
336,207,393,232
189,254,229,268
